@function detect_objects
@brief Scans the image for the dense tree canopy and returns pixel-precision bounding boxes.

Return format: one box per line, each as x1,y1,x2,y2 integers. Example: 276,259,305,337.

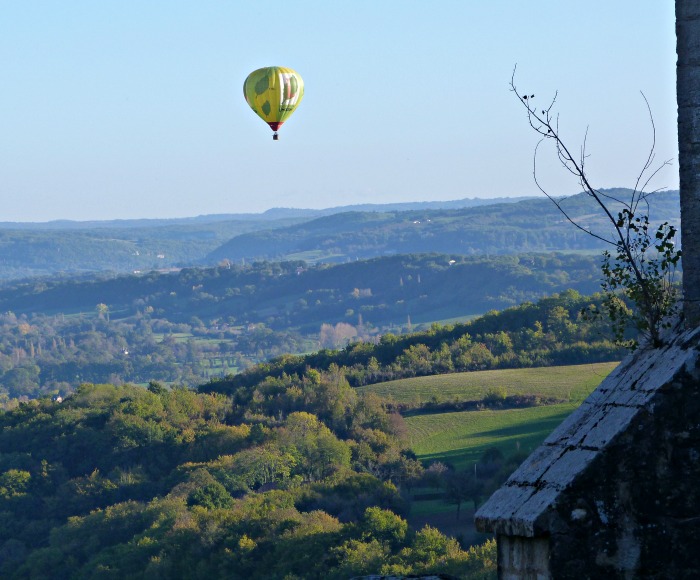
204,289,627,397
0,379,495,578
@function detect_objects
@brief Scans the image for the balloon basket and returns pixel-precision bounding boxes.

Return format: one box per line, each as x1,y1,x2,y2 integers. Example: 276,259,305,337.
272,133,279,141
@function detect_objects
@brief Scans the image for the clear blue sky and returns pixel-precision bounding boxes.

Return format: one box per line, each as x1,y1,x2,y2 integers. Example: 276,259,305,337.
0,1,677,221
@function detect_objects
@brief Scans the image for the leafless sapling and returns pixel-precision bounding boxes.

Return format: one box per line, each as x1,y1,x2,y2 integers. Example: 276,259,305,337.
511,68,681,348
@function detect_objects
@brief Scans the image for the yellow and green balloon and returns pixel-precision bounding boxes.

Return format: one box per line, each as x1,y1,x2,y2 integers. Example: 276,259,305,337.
243,66,304,140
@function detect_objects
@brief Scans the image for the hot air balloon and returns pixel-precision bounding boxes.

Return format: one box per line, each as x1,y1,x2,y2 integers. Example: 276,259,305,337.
243,66,304,140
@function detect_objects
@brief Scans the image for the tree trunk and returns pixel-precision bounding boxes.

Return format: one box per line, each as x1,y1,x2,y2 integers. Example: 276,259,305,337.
677,1,700,326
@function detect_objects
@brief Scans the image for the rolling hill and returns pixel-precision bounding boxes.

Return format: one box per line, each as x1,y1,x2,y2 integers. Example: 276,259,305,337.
206,189,680,264
0,196,532,280
0,253,603,330
0,190,678,280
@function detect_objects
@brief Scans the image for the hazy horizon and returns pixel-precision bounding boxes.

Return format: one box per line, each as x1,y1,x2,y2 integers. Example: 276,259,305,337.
0,192,540,224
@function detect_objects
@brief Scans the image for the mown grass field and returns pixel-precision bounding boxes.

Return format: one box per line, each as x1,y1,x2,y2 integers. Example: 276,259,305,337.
406,403,578,470
371,362,619,541
361,362,618,471
358,361,618,405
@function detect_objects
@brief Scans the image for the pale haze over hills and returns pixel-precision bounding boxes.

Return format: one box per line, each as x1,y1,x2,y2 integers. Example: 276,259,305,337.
0,189,680,280
0,196,535,228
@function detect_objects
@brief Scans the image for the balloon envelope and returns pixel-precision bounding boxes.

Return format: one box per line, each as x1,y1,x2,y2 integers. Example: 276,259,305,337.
243,66,304,135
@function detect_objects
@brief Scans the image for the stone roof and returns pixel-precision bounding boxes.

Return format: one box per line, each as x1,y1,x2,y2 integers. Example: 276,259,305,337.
475,324,700,537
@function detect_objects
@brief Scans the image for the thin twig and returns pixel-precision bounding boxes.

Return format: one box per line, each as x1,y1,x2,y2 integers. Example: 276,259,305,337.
510,67,675,345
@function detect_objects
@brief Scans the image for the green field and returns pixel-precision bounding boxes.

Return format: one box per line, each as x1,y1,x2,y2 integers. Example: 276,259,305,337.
359,362,618,471
406,402,578,470
358,361,618,405
283,250,345,263
389,363,619,541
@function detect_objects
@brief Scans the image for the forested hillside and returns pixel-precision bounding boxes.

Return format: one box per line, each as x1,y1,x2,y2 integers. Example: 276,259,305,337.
202,289,626,397
0,254,610,404
0,216,306,280
0,190,677,279
0,253,602,325
0,196,529,280
207,190,680,264
0,287,623,576
0,381,496,579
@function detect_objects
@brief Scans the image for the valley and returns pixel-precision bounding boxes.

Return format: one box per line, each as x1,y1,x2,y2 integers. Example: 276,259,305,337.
0,195,667,578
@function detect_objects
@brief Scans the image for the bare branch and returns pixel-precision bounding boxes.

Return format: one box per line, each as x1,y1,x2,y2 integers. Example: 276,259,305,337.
511,67,679,346
531,141,616,246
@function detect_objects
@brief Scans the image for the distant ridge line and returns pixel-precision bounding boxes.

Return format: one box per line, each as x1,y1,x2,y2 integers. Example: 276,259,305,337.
0,196,540,229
